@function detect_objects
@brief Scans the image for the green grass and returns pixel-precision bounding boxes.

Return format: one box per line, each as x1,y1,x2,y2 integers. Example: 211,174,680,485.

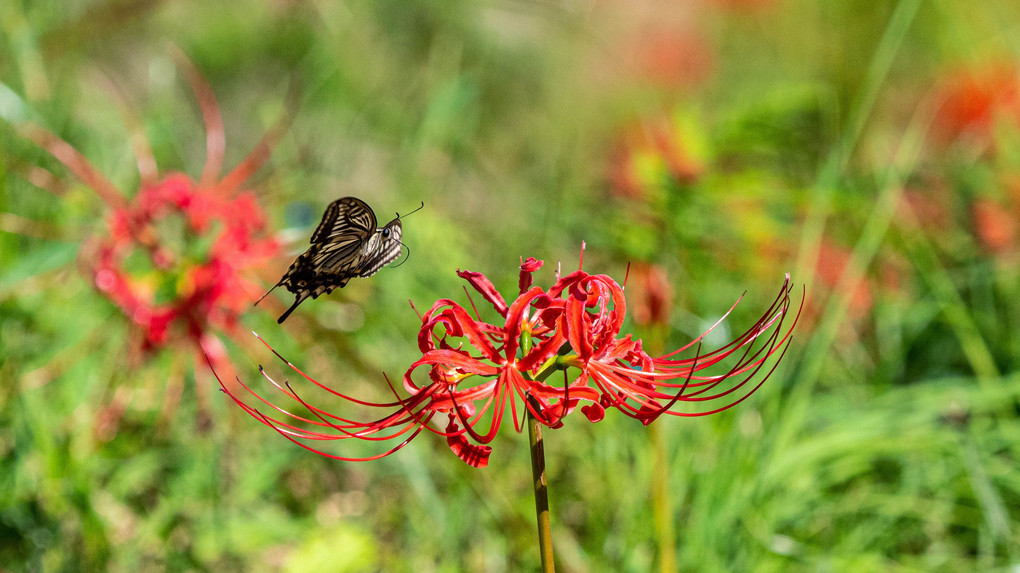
3,0,1020,571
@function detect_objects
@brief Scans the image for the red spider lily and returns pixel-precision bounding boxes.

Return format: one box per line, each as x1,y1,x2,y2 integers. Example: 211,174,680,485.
557,268,798,425
83,173,279,350
628,262,673,328
626,29,714,90
218,247,800,468
609,114,705,200
932,63,1020,149
972,198,1017,255
11,55,290,429
17,59,286,356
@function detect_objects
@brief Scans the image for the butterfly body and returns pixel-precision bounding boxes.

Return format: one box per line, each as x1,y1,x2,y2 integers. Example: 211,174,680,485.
258,197,405,323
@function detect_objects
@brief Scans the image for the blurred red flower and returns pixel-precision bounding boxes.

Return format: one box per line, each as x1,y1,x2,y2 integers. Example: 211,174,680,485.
933,63,1020,148
813,241,873,319
15,55,289,428
84,173,279,349
972,197,1017,255
627,29,714,90
219,247,799,468
627,262,673,328
609,114,706,199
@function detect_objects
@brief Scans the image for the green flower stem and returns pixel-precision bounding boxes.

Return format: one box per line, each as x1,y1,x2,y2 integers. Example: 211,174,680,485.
642,329,676,573
521,328,558,572
527,396,555,573
651,423,676,572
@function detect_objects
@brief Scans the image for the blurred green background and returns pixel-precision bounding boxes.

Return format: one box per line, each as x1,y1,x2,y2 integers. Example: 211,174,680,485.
3,0,1020,570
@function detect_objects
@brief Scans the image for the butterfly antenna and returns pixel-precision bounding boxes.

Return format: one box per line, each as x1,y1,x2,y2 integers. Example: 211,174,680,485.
389,201,422,268
254,281,282,307
396,201,425,220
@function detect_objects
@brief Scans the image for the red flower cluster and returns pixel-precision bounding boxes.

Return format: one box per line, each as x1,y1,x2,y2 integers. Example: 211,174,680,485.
609,114,705,200
221,248,800,468
972,196,1018,255
625,29,714,90
87,174,277,349
933,63,1020,149
9,55,295,435
19,59,286,357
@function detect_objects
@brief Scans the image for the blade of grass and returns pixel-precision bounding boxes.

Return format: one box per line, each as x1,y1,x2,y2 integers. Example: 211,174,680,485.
776,65,931,456
892,216,1001,384
794,0,923,283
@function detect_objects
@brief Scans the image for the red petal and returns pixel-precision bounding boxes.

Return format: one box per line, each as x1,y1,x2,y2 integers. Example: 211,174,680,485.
172,48,225,189
518,257,544,292
581,402,606,423
446,417,491,468
502,285,547,359
457,270,510,317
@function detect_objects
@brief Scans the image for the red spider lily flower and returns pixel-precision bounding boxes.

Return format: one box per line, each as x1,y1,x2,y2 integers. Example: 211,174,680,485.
627,262,673,328
19,60,286,353
626,29,714,90
932,63,1020,149
972,197,1017,255
556,268,797,425
218,247,800,468
83,173,280,350
12,55,290,428
707,0,776,10
609,114,706,200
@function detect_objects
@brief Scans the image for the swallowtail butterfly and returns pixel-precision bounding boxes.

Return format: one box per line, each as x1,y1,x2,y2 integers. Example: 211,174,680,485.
256,197,420,323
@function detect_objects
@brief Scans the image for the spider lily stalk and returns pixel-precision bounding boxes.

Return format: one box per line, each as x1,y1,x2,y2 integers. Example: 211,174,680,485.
8,52,291,430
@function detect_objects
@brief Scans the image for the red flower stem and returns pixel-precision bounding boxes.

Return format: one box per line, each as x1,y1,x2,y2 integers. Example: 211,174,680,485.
527,395,555,573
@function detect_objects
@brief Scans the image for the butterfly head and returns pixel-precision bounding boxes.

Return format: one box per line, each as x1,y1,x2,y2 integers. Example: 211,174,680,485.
382,201,422,267
379,219,402,242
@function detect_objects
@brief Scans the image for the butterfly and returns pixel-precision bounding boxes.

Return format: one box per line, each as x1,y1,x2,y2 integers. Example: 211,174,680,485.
256,197,420,323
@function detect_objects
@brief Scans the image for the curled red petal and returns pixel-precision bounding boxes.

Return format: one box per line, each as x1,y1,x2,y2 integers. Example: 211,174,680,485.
503,285,548,359
410,349,500,375
548,269,587,298
565,291,595,361
428,305,502,362
581,402,606,423
446,416,491,468
457,269,509,316
519,256,544,293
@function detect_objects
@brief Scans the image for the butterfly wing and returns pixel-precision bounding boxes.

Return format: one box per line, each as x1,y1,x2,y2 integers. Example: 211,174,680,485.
357,218,403,278
309,197,377,263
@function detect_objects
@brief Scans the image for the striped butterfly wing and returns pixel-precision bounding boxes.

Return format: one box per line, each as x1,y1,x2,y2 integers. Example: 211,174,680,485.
261,197,401,323
308,197,379,277
356,219,403,278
